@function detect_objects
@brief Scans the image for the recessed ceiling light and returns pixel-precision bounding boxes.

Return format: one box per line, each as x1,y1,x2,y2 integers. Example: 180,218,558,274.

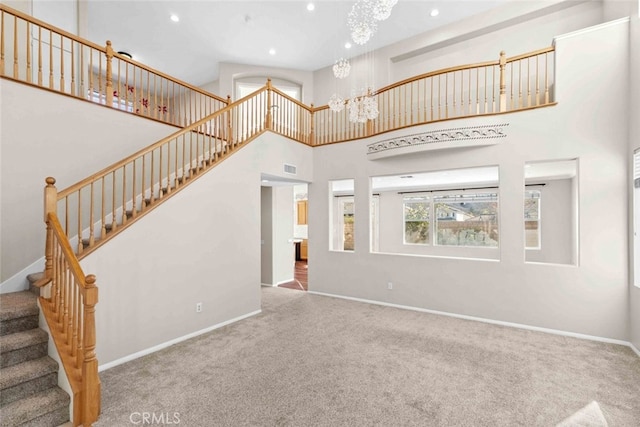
344,42,352,49
170,14,179,22
307,3,315,12
430,9,439,17
269,48,276,55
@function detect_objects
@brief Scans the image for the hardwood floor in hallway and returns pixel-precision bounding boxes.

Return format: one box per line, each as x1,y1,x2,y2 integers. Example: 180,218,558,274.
278,260,308,291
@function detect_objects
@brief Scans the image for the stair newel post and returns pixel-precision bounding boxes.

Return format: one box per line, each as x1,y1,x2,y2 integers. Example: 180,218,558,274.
309,104,315,146
44,177,57,285
499,50,507,112
265,78,273,130
105,40,114,108
81,274,100,426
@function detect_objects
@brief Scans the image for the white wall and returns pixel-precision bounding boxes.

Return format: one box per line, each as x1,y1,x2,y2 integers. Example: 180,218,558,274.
79,132,312,366
0,79,179,284
308,19,630,341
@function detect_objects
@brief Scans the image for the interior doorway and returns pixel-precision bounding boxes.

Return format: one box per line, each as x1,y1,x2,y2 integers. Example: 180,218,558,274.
260,177,309,291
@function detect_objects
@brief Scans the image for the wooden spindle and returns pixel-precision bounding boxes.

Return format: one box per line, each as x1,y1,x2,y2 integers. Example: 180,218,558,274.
12,15,17,78
132,160,137,219
0,10,5,75
25,22,31,82
77,190,83,255
70,42,75,96
48,30,53,88
111,171,117,231
59,34,64,91
121,166,127,223
544,52,550,104
141,154,146,211
101,178,106,239
89,182,95,246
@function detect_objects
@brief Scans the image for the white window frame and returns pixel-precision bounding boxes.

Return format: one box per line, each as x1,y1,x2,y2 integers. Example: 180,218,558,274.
525,190,542,250
403,196,431,246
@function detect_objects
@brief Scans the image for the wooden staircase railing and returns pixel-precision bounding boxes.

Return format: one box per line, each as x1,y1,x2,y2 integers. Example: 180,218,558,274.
35,177,100,426
0,4,228,127
54,82,275,259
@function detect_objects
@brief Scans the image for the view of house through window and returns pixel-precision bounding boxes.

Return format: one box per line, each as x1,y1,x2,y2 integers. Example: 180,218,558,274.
370,166,500,258
330,179,355,252
525,190,541,249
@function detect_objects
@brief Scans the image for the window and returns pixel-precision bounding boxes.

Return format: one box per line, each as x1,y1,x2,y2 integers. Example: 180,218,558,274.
403,197,430,245
434,193,498,247
525,190,541,249
330,179,355,252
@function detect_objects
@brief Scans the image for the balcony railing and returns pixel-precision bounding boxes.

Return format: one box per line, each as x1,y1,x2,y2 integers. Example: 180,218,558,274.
0,4,228,127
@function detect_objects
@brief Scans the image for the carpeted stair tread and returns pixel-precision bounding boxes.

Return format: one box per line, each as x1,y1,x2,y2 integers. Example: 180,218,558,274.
0,291,38,322
0,356,58,390
26,273,44,286
0,387,70,427
0,329,48,368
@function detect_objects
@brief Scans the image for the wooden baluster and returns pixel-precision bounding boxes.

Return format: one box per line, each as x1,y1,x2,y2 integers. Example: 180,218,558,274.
88,46,93,100
309,106,315,146
526,57,531,107
535,55,540,106
53,243,60,315
174,138,179,189
63,266,70,341
492,65,496,113
153,74,157,119
65,197,69,238
89,182,95,246
121,166,127,223
111,171,117,231
511,60,515,110
0,10,4,75
25,22,31,82
105,40,114,107
132,160,137,218
79,44,83,96
77,190,83,255
70,41,76,96
484,67,488,114
146,70,150,118
98,48,103,103
44,177,57,282
59,34,64,91
544,52,549,104
72,284,79,359
101,178,106,239
150,149,155,203
499,50,507,112
226,95,232,148
12,15,17,78
141,154,146,211
48,30,54,88
159,146,164,198
37,27,42,85
81,274,100,426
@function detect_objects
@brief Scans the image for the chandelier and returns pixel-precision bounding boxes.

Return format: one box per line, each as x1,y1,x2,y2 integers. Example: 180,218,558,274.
348,0,397,45
333,58,351,79
328,94,345,113
346,90,379,123
348,1,377,45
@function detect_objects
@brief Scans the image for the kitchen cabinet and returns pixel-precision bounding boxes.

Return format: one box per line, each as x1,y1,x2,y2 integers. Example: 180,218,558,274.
300,239,308,260
297,200,308,225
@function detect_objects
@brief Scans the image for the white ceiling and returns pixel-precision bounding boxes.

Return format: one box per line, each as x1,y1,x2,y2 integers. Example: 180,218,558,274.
86,0,510,86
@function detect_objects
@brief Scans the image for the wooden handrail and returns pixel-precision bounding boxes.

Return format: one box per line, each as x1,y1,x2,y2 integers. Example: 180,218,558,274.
505,46,555,63
57,86,268,199
271,86,313,111
40,177,100,426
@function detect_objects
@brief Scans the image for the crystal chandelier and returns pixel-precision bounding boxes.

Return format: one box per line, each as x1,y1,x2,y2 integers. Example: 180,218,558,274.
372,0,398,21
348,1,377,45
347,90,379,123
333,58,351,79
328,93,345,113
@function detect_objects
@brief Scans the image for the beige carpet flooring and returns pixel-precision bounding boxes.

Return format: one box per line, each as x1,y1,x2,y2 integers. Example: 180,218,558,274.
95,287,640,426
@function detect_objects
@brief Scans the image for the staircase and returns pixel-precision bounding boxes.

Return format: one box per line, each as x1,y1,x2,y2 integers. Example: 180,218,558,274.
0,284,70,427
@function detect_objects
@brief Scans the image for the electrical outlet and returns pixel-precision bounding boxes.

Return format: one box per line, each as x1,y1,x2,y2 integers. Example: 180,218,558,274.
196,302,202,313
387,282,393,290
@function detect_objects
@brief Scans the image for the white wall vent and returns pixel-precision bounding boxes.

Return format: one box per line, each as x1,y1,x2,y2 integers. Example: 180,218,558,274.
284,164,297,175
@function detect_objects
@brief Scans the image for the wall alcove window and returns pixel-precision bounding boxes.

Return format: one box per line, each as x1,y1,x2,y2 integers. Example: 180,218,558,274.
524,159,578,266
330,179,355,252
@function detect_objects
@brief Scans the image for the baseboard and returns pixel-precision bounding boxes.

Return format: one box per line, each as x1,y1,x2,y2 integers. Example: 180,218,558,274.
0,257,44,294
98,309,262,372
630,342,640,358
276,278,294,285
307,291,632,348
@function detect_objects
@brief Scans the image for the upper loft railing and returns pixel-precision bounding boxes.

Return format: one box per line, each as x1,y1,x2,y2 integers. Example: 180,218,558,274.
312,48,555,145
0,4,228,127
